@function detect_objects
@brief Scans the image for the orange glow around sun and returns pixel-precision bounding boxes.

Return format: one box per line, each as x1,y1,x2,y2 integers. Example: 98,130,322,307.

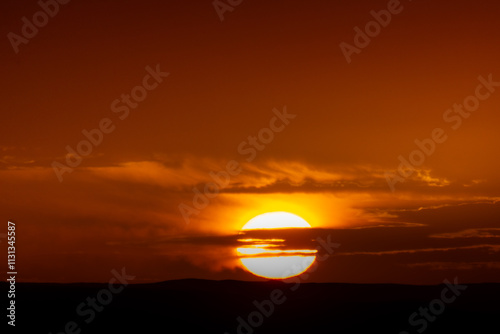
240,211,312,230
216,193,342,232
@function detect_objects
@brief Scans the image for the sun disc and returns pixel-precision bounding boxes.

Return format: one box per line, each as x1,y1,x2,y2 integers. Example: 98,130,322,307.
237,212,316,279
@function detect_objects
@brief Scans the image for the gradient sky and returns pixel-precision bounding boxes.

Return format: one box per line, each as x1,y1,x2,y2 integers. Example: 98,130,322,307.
1,0,500,284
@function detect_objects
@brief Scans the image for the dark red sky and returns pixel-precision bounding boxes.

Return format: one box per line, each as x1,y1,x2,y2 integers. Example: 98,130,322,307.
1,0,500,284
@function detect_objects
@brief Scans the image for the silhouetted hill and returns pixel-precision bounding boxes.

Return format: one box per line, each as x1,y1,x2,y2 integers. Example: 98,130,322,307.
2,280,499,333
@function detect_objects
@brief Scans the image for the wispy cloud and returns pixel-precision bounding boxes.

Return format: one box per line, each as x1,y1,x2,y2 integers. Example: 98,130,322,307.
406,261,500,270
430,228,500,239
338,244,500,256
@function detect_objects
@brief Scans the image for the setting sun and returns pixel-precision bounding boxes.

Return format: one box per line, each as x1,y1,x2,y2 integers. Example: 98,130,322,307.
237,212,317,279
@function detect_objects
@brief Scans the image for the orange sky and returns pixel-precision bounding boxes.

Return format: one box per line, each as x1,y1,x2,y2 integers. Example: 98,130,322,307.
1,0,500,284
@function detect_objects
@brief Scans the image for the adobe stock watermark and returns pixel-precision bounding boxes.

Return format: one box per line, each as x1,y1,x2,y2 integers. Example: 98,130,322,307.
213,0,243,21
385,73,499,192
7,0,71,54
178,106,296,224
224,235,340,334
6,221,17,327
51,64,169,182
339,0,404,64
49,267,135,334
399,277,467,334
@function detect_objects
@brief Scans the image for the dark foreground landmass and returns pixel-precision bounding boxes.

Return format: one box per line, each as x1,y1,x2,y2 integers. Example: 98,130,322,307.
2,279,499,333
